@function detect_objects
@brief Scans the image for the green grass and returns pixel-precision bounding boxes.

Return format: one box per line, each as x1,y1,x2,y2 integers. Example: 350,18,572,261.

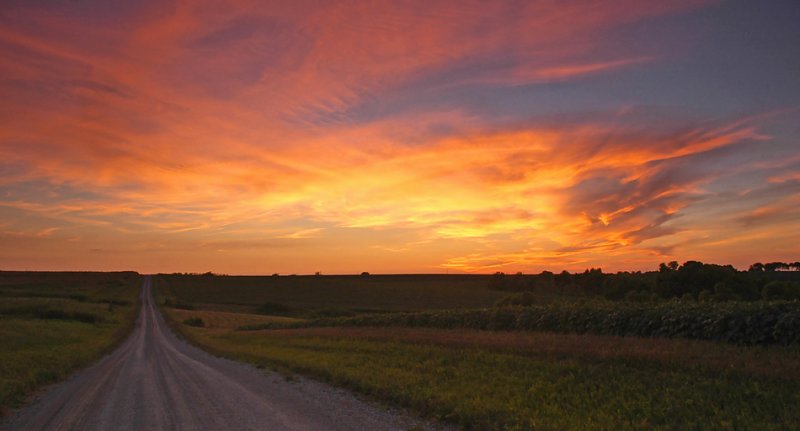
173,326,800,430
158,273,509,314
0,272,140,415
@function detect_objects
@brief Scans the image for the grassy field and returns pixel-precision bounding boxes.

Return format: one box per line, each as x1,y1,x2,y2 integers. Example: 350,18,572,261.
167,323,800,430
0,271,141,415
157,274,800,430
167,308,303,330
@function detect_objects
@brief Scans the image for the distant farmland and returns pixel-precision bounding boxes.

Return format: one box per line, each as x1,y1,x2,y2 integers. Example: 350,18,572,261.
157,273,511,314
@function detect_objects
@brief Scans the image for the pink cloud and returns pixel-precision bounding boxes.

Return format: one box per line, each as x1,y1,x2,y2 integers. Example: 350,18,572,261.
4,0,797,274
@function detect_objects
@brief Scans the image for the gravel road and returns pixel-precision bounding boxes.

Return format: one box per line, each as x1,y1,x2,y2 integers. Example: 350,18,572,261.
3,277,442,431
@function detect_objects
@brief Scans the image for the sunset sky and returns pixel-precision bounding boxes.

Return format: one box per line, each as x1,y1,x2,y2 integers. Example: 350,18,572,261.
1,0,798,274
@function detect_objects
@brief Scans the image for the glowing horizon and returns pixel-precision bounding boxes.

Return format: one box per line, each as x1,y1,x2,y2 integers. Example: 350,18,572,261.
1,0,799,274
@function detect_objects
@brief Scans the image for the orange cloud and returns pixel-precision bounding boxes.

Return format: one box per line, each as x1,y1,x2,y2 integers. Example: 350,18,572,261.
2,0,797,274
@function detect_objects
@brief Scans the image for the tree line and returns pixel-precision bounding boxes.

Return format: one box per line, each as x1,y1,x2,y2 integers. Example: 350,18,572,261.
488,261,800,302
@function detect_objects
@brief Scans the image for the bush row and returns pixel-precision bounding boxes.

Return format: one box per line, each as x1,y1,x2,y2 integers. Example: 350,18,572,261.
0,305,105,323
239,301,800,346
183,317,205,327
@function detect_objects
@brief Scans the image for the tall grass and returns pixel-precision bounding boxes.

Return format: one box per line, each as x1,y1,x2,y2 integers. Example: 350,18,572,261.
0,272,141,415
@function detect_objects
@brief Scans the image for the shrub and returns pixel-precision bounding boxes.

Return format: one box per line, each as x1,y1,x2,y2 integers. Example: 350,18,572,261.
183,317,204,327
762,281,800,301
254,301,292,315
495,292,538,307
0,305,104,324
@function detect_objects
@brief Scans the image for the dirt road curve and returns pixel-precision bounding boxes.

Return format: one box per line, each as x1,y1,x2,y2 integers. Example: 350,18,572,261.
3,277,439,431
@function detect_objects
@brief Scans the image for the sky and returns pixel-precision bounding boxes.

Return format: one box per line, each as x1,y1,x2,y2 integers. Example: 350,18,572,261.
1,0,798,274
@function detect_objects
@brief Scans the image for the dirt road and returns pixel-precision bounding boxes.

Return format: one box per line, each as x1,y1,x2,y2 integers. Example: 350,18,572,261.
3,277,437,430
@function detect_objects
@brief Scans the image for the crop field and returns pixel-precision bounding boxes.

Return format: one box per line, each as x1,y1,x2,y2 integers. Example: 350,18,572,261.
244,301,800,346
157,273,512,314
0,271,141,415
242,327,800,379
157,274,800,430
